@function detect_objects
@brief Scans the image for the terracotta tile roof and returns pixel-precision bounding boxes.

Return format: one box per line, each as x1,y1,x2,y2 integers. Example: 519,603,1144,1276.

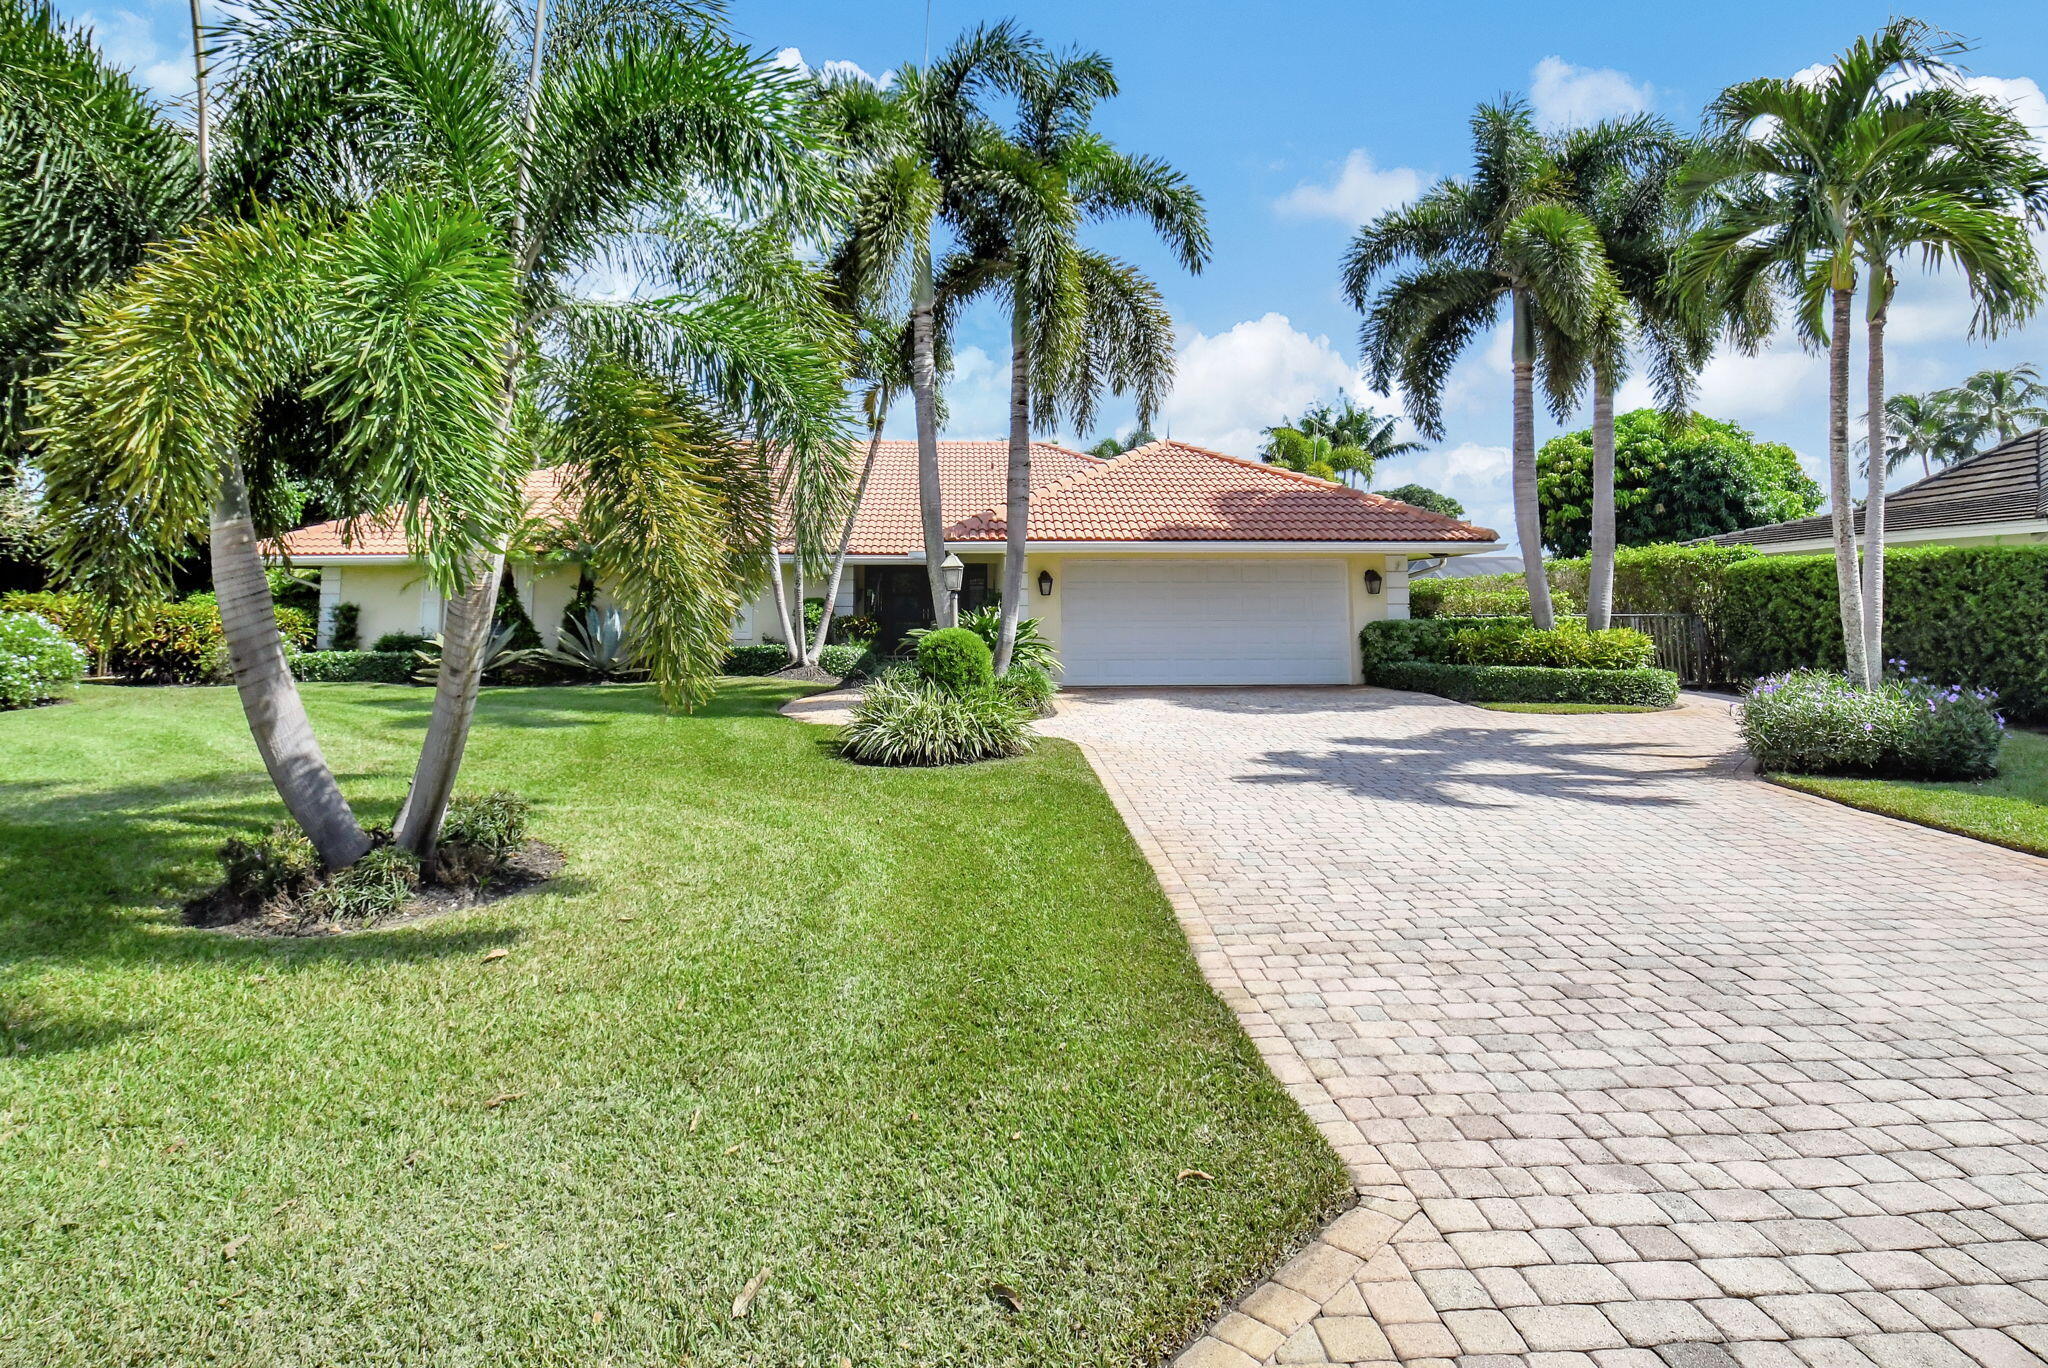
945,440,1497,544
271,438,1495,558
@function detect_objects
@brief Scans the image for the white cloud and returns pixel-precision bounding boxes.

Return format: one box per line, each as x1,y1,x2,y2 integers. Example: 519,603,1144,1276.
771,46,892,89
1959,74,2048,148
1156,313,1379,455
1373,442,1514,542
1528,56,1652,130
1275,150,1425,225
77,9,191,98
879,345,1011,440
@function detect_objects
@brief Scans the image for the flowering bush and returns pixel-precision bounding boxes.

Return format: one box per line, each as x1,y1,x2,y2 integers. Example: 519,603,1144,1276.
1738,668,2002,779
0,611,89,708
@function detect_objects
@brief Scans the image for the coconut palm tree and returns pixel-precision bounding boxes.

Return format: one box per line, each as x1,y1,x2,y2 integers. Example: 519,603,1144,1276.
821,27,1036,631
1679,20,2047,685
1952,363,2048,444
1344,99,1622,630
1543,116,1708,630
1866,390,1974,477
937,42,1207,674
215,0,853,857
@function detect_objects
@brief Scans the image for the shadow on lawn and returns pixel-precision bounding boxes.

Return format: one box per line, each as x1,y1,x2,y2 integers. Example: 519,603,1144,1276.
334,679,806,732
1242,726,1695,810
0,768,520,1057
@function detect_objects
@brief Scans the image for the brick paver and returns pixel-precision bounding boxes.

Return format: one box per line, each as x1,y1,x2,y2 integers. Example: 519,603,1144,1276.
1040,687,2048,1368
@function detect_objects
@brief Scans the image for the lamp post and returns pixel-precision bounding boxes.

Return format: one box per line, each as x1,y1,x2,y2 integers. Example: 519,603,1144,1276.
940,553,965,626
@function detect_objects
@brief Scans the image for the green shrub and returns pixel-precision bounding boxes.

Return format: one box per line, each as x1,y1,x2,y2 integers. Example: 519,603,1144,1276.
1372,660,1679,707
436,789,531,886
998,665,1057,716
818,643,878,679
0,611,88,708
839,669,1033,766
1409,576,1558,619
0,591,106,658
914,626,994,693
218,822,320,903
304,846,420,924
329,601,362,651
373,631,434,654
830,612,879,646
1721,545,2048,721
1360,616,1535,670
722,643,792,675
1738,670,2002,779
908,606,1060,674
1449,620,1655,670
293,650,414,683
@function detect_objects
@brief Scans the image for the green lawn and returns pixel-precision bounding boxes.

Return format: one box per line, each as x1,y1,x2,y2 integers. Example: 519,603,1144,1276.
0,682,1345,1367
1476,702,1668,715
1773,728,2048,859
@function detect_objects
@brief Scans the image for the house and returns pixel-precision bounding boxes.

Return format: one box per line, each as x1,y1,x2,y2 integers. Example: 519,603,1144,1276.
1703,427,2048,554
274,439,1499,686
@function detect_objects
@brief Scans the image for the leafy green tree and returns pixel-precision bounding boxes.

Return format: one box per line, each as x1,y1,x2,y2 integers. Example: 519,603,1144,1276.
1344,99,1622,629
1537,410,1821,557
1377,483,1463,519
1679,20,2047,685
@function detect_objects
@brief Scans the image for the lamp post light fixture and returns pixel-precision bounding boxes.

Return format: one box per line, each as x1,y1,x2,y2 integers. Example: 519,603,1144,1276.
1362,568,1384,595
940,553,965,624
1037,569,1054,597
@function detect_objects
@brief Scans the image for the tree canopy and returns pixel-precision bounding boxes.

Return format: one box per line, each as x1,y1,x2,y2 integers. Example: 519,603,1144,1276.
1537,411,1820,556
1377,483,1463,519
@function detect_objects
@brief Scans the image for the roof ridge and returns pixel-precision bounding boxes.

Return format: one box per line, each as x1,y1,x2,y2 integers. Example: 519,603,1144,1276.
945,440,1152,536
1138,439,1473,529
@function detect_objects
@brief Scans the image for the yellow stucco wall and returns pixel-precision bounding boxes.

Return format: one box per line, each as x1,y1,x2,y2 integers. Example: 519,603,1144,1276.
319,563,586,649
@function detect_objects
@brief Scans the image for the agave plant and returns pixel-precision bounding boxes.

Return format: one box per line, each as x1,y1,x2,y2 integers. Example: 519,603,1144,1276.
549,607,645,684
411,624,548,686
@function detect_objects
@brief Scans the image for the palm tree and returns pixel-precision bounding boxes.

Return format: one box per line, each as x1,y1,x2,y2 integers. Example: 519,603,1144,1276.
937,42,1207,675
1344,99,1621,630
216,0,853,857
1680,21,2047,686
1866,390,1974,477
1952,363,2048,444
1263,396,1420,488
1544,116,1706,630
824,27,1035,631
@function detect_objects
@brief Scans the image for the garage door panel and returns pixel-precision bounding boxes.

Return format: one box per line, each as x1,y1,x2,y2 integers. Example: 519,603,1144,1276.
1060,556,1351,686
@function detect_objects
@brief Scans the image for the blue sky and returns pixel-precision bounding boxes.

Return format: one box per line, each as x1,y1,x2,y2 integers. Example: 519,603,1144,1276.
65,0,2048,547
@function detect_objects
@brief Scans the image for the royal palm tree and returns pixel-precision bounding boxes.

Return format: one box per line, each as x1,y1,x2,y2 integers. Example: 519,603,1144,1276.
216,0,852,857
1344,99,1621,630
937,42,1207,674
1680,21,2047,685
823,27,1035,629
1544,116,1707,630
1263,396,1420,488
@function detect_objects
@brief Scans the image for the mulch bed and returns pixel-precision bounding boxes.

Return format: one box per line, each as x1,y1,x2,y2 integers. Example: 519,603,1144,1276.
185,840,565,937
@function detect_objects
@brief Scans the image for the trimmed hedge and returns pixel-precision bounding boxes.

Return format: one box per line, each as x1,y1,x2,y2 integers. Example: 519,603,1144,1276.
722,644,792,675
817,643,879,679
914,626,994,694
1373,659,1679,707
1720,545,2048,721
293,650,414,683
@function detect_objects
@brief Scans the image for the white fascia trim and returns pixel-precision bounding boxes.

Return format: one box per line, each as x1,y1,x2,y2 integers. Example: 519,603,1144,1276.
942,540,1504,555
282,554,419,565
1746,517,2048,555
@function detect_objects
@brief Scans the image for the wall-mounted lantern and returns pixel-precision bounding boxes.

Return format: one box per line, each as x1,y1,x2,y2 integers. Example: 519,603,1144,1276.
1037,569,1054,597
1362,568,1384,595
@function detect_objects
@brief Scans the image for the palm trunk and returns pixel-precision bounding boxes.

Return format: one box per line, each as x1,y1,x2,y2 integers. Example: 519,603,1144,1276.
190,0,366,870
1826,283,1868,687
212,465,372,869
766,550,794,659
994,297,1030,676
1510,288,1555,630
909,232,952,628
791,552,809,667
812,415,886,660
1586,366,1617,632
392,0,547,858
1860,291,1888,687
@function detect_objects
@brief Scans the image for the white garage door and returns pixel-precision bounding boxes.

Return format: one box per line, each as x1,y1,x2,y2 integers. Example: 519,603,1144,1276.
1060,556,1353,686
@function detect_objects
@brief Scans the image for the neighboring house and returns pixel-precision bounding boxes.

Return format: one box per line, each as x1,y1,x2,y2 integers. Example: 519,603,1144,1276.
273,438,1498,685
1704,427,2048,554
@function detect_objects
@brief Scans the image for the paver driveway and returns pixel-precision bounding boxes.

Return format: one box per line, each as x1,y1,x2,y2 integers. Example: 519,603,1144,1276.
1042,688,2048,1368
